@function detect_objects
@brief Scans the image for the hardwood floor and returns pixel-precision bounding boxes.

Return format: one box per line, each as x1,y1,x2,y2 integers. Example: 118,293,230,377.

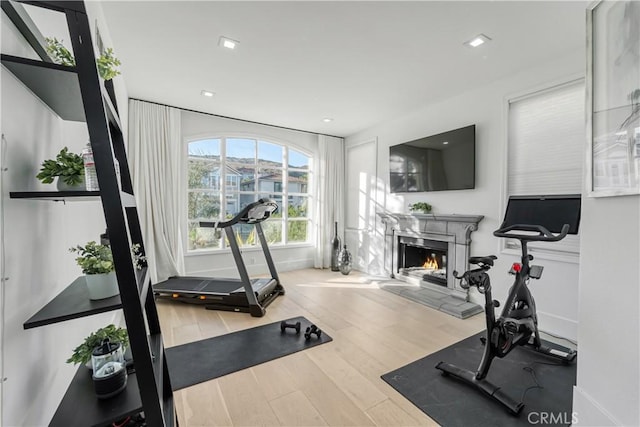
157,268,484,427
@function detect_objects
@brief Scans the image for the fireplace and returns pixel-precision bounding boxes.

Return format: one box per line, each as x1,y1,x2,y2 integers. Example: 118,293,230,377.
397,237,448,287
378,213,484,301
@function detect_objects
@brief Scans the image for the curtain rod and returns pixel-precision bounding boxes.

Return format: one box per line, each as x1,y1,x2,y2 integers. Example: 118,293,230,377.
130,98,343,140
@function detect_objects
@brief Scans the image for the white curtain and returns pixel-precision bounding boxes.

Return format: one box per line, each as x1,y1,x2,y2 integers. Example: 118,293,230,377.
313,134,345,268
128,100,185,283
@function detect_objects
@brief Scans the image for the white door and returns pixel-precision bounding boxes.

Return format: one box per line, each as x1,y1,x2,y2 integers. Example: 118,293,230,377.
345,138,379,274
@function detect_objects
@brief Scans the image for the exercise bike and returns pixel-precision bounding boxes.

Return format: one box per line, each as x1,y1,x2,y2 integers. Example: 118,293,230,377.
436,195,581,415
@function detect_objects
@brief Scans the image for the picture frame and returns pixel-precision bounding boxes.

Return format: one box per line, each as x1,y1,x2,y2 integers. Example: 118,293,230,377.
586,0,640,197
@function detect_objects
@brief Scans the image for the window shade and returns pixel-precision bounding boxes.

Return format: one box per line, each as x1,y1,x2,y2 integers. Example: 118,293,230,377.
507,80,585,255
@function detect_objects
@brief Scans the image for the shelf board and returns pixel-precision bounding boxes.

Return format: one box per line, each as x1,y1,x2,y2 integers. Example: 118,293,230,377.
24,277,121,329
48,366,143,427
10,190,101,201
1,54,85,122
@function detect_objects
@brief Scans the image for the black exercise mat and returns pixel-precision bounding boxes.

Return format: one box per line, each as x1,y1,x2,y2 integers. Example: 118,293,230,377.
382,332,576,427
166,316,332,390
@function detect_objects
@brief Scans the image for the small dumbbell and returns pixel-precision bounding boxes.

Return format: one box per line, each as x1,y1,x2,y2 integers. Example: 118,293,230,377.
304,324,322,340
280,320,301,334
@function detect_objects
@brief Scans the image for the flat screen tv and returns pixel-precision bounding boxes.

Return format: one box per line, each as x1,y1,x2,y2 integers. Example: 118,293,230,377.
389,124,475,193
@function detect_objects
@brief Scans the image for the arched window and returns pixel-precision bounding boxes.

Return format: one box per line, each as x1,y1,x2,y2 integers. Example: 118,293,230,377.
187,136,312,251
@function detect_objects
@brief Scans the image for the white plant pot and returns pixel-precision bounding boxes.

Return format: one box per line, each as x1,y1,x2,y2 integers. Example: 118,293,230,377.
56,176,86,191
85,271,119,300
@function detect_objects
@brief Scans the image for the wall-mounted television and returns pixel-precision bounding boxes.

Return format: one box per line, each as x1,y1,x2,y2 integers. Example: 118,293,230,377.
389,124,475,193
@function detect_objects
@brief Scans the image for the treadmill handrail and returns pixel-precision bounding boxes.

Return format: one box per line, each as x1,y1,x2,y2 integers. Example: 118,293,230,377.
199,198,279,229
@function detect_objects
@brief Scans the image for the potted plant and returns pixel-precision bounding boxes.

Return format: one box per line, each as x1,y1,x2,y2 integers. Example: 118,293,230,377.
409,202,433,214
70,241,118,300
67,324,129,368
46,37,121,108
45,37,121,80
36,147,85,191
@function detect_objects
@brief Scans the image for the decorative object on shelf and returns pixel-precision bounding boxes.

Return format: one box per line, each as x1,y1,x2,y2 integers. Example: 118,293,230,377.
66,324,129,367
338,244,353,275
91,338,128,399
330,221,341,271
131,243,147,270
409,202,432,214
82,142,99,191
36,147,85,191
70,241,118,300
45,37,122,81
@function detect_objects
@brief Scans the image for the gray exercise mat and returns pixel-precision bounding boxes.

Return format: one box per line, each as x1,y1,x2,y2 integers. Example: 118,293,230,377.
382,332,577,427
166,316,331,390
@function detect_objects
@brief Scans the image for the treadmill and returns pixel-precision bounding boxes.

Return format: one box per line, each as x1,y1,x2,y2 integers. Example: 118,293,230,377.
154,198,285,317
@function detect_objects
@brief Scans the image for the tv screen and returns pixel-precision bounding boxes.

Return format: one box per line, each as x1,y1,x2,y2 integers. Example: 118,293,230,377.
389,124,475,192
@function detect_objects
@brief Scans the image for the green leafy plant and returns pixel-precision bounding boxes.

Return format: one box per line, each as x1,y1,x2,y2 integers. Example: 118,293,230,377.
36,147,84,186
45,37,75,66
96,47,121,80
67,324,129,365
69,241,114,275
45,37,121,80
409,202,432,213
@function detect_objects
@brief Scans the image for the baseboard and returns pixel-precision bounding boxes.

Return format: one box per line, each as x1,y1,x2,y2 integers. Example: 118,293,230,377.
537,310,578,344
572,386,620,426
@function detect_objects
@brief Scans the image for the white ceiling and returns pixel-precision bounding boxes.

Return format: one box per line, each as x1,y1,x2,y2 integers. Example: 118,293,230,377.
100,1,588,137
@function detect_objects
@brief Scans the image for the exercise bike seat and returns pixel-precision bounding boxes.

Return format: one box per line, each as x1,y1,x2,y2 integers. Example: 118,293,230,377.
469,255,497,266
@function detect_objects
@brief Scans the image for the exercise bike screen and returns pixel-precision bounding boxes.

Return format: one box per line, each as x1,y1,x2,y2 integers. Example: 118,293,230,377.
502,195,581,235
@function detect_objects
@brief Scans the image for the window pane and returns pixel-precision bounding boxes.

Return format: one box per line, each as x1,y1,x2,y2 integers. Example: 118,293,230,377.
258,168,283,193
288,170,308,193
258,141,283,167
288,196,308,218
262,220,283,244
237,166,256,191
189,139,221,159
188,222,222,250
288,220,308,242
227,138,256,164
188,191,220,220
233,223,258,247
289,149,309,168
188,159,220,189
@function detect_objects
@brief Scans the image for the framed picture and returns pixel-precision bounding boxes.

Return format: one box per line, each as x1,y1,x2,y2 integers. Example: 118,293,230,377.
587,0,640,197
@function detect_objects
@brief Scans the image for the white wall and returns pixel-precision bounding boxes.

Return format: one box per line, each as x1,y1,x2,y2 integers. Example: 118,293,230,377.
346,50,585,340
181,111,318,277
1,3,127,426
573,195,639,426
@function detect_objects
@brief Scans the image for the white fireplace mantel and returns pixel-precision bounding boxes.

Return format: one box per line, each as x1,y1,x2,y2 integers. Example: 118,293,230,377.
378,212,484,301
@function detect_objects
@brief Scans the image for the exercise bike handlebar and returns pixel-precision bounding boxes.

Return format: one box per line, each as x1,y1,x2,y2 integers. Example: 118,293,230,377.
493,223,570,242
199,198,279,229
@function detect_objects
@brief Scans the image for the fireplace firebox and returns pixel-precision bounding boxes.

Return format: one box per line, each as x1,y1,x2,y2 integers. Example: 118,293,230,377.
397,237,448,286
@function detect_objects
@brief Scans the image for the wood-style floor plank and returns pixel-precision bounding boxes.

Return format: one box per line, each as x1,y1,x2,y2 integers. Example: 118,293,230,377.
157,268,484,426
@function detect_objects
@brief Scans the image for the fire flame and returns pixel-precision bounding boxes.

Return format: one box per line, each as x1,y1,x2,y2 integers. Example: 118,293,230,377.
423,257,439,270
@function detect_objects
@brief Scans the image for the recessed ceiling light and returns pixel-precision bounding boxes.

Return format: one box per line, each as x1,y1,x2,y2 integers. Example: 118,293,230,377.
465,34,491,48
442,141,449,145
201,90,215,97
219,36,239,50
322,118,333,123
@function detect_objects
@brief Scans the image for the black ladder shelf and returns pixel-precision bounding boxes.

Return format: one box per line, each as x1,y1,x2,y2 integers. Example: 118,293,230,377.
2,1,176,426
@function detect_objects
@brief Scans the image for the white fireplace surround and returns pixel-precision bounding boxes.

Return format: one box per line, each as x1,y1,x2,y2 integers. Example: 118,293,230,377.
378,213,484,300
